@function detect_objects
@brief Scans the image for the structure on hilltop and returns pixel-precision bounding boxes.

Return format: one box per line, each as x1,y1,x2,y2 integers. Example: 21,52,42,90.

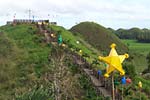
6,19,57,25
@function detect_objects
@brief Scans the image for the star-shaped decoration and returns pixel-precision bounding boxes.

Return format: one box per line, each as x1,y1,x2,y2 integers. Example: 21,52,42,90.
99,43,129,78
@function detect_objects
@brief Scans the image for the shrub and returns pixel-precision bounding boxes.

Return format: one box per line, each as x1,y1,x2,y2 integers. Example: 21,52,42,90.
16,85,54,100
123,63,137,79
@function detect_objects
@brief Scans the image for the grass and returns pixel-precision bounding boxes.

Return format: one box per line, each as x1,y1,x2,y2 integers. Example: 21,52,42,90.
70,21,128,53
131,76,150,99
49,25,104,69
0,24,51,99
122,39,150,55
122,39,150,73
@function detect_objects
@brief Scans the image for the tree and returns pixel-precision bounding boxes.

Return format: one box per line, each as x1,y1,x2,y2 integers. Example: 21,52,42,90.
137,31,150,43
143,52,150,74
146,52,150,64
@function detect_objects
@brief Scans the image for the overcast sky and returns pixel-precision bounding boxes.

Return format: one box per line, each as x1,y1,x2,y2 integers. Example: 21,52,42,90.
0,0,150,29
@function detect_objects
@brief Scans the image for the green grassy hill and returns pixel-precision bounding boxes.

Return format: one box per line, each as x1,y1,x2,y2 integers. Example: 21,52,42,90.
0,24,104,100
70,22,128,54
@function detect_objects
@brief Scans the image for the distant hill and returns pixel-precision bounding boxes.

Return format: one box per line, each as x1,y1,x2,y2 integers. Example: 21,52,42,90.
70,22,128,53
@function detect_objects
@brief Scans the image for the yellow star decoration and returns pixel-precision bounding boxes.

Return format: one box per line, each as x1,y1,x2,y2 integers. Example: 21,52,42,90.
98,43,129,78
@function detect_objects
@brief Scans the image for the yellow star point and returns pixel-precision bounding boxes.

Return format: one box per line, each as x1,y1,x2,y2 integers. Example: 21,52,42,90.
99,43,129,78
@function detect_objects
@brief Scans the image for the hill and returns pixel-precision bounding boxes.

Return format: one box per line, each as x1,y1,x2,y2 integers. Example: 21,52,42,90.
0,24,104,100
70,22,128,53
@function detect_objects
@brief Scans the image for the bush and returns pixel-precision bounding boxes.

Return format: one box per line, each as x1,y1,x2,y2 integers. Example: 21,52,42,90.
123,63,137,79
79,74,103,99
16,85,54,100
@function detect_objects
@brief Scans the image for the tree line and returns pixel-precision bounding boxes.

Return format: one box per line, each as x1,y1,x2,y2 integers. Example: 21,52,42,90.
109,27,150,43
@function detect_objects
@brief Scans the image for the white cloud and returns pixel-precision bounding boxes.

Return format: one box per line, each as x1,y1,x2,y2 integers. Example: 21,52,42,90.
0,0,150,29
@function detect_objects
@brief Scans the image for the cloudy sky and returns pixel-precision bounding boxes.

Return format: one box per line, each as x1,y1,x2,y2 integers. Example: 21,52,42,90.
0,0,150,29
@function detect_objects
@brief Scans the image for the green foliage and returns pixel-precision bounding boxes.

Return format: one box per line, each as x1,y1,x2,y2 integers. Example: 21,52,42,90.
146,52,150,63
0,34,13,57
123,63,137,79
16,85,54,100
142,52,150,74
137,31,150,43
134,76,150,97
116,27,150,43
116,28,142,39
78,74,104,100
64,55,80,75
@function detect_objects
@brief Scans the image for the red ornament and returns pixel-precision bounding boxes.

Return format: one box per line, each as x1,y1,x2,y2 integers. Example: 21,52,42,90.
126,78,132,84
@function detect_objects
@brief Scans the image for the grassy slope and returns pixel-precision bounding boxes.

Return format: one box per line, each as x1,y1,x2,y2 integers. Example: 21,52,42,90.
122,39,150,55
50,25,104,69
0,24,51,99
70,21,128,53
122,39,150,72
